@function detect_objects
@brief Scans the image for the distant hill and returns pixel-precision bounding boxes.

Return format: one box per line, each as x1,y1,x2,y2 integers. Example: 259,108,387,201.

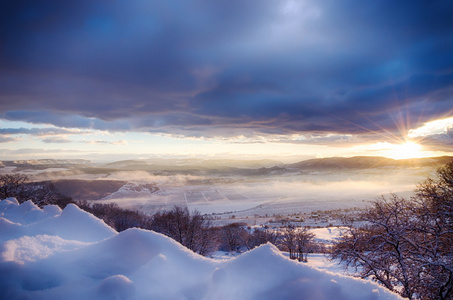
0,159,91,170
101,158,283,171
2,156,452,176
286,156,453,170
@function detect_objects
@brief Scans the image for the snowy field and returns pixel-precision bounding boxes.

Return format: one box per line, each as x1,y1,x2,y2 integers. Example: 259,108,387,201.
88,168,423,219
2,163,434,221
0,198,403,300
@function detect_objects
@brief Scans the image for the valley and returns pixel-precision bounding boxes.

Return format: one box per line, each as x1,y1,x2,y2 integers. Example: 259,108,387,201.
2,156,450,226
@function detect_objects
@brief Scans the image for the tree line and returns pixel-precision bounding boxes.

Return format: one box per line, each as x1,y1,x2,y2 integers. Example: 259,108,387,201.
80,202,321,260
0,174,73,208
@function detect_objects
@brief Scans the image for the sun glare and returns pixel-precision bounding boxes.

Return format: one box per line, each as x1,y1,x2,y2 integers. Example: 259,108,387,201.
387,141,425,160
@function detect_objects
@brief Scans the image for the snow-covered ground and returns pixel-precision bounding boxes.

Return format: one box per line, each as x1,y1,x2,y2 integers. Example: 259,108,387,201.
310,227,345,244
0,198,403,300
90,171,419,221
1,165,429,219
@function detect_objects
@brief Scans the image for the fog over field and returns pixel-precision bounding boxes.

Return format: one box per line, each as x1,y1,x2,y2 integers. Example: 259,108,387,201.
93,169,418,216
2,156,450,221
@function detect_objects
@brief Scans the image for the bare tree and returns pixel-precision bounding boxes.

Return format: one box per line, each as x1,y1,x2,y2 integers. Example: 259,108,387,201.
20,181,74,208
280,226,298,259
296,227,315,262
0,174,74,208
0,174,28,199
331,195,418,298
412,162,453,300
246,227,280,250
412,196,453,300
79,202,151,231
149,206,217,256
331,162,453,300
219,223,249,253
279,225,314,262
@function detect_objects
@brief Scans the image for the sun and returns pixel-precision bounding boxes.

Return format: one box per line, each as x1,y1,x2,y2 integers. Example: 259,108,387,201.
387,141,425,160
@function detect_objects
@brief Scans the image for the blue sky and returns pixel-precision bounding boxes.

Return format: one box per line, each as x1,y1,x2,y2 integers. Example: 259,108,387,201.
1,0,453,161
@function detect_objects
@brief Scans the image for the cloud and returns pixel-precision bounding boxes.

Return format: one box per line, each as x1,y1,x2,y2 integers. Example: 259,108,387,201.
0,127,87,136
0,148,85,160
0,125,95,145
111,140,128,145
408,117,453,138
206,133,361,146
406,117,453,151
0,0,452,142
41,137,72,143
418,127,453,151
84,139,128,145
0,136,17,143
85,140,109,145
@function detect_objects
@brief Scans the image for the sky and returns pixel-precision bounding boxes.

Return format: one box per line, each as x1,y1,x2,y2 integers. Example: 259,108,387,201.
1,0,453,162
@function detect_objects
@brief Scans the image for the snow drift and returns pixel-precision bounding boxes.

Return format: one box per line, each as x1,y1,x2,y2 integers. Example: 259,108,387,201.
0,198,402,300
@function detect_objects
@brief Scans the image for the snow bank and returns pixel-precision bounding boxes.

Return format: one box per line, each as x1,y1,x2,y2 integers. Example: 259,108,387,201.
0,198,403,300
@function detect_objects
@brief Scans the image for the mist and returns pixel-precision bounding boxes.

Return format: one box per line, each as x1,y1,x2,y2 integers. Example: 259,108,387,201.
1,157,442,218
69,168,426,216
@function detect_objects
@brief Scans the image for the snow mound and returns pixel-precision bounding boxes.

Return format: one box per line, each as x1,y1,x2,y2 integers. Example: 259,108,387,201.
0,199,403,300
1,234,88,263
96,275,135,299
0,199,116,244
36,204,117,242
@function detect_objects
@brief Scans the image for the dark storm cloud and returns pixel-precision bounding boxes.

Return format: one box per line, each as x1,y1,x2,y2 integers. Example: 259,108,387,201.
1,0,453,141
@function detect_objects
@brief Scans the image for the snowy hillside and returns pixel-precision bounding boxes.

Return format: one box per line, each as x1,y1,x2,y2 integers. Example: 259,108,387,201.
0,198,402,300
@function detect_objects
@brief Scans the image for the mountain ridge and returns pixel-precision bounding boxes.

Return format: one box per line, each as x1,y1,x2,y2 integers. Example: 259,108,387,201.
2,156,452,173
286,156,453,170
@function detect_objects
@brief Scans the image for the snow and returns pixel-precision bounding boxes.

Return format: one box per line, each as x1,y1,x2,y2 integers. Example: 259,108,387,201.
310,227,346,244
306,253,351,274
0,198,403,300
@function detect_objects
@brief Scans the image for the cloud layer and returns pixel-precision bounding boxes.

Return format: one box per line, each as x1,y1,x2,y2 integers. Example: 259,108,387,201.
1,0,453,145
